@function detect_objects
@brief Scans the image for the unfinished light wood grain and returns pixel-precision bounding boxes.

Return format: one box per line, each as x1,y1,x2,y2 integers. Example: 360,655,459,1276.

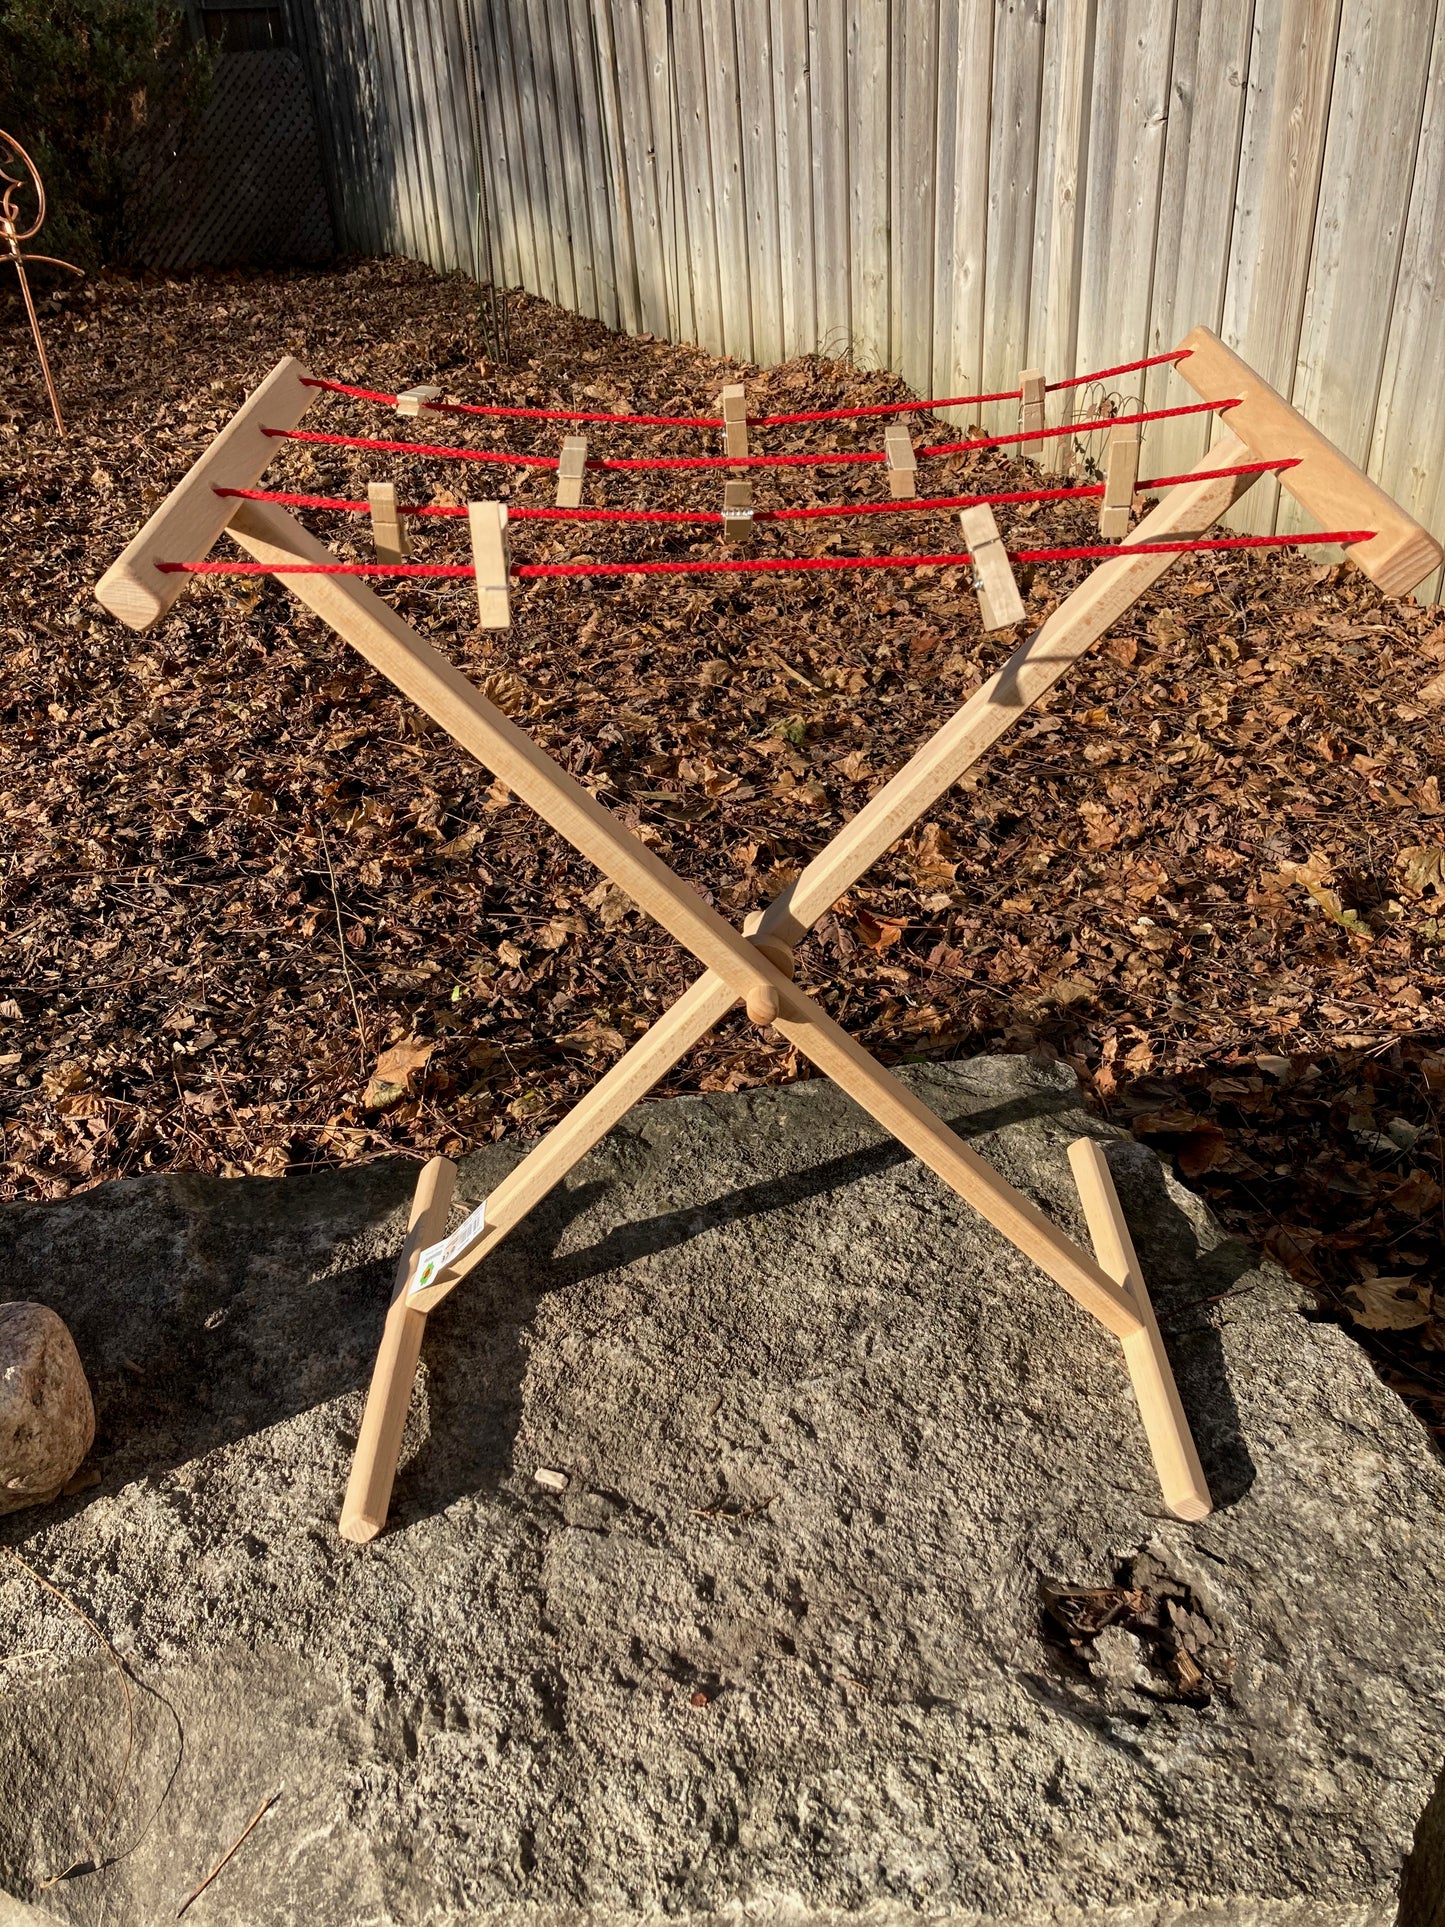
339,1153,457,1543
396,383,442,417
765,432,1261,943
1099,422,1139,539
1174,326,1444,595
555,434,588,508
367,480,408,563
720,382,748,459
1068,1138,1213,1521
1019,367,1046,450
221,497,1140,1353
723,477,753,545
884,422,917,498
94,355,315,631
468,500,511,628
416,436,1271,1319
960,502,1025,629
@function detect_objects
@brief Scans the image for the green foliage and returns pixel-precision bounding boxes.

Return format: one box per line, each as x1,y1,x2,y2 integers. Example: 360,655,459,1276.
0,0,209,266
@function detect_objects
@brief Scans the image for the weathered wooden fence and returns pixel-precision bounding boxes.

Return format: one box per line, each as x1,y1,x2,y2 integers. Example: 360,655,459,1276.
284,0,1445,601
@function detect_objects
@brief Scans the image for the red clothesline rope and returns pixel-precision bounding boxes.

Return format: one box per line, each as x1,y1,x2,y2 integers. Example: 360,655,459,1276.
300,377,724,428
299,348,1191,430
263,398,1232,474
159,528,1372,580
215,459,1293,528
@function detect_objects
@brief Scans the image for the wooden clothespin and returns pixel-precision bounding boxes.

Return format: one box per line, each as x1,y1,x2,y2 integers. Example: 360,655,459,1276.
1019,368,1045,452
468,501,511,630
959,503,1025,630
396,383,442,418
1099,420,1140,539
884,423,917,499
367,481,409,565
555,434,588,509
723,478,754,545
720,383,748,460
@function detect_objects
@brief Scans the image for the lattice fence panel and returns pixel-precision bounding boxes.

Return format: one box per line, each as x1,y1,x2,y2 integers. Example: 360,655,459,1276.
139,49,334,272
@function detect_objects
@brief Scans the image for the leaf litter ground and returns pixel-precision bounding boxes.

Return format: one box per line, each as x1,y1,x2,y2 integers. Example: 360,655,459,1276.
2,259,1443,1446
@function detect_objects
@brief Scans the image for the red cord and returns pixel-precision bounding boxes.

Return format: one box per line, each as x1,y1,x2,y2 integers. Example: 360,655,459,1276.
1046,348,1192,392
300,376,725,428
160,527,1373,580
262,397,1230,474
266,427,560,467
516,529,1369,578
751,386,1023,426
916,399,1231,460
301,348,1193,429
215,459,1291,529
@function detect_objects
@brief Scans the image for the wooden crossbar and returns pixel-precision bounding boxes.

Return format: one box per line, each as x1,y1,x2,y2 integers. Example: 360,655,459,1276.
92,328,1442,1549
1175,327,1443,596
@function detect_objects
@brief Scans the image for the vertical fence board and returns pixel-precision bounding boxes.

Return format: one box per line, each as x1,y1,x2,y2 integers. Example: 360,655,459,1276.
848,0,891,368
588,0,643,336
1028,0,1092,464
701,0,754,358
1142,0,1254,480
943,0,994,426
609,0,672,338
981,0,1047,433
1371,1,1445,604
772,0,818,357
540,0,595,320
809,0,851,358
1279,0,1437,540
643,0,693,344
487,0,545,295
1074,0,1176,413
512,0,565,305
670,0,724,353
467,0,523,292
928,0,960,414
894,0,940,401
738,2,785,364
566,1,622,330
1223,0,1345,531
288,0,1442,593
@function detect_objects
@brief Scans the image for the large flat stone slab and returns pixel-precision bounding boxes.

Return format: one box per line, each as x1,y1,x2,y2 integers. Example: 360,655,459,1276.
0,1057,1440,1926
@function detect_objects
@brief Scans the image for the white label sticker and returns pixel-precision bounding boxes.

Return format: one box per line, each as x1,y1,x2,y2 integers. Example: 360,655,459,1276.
410,1197,487,1297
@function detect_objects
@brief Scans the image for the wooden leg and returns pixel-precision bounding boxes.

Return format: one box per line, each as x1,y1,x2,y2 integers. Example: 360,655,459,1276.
408,975,736,1311
1068,1138,1213,1522
340,1154,458,1542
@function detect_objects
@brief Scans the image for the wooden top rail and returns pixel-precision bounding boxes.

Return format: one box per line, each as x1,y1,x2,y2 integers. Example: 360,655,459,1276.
1174,327,1442,597
95,356,316,631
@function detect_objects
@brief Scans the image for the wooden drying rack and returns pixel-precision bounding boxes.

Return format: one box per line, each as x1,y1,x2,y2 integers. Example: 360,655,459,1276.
95,330,1442,1543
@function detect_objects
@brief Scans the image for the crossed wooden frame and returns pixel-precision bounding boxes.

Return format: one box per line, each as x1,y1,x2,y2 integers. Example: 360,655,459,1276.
95,330,1441,1543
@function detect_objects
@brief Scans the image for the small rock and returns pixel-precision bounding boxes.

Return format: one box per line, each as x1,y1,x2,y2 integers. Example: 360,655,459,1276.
533,1466,568,1493
0,1302,95,1515
1089,1623,1152,1694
